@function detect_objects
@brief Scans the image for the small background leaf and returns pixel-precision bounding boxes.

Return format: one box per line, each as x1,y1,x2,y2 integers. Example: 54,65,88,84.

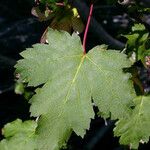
0,119,37,150
114,96,150,149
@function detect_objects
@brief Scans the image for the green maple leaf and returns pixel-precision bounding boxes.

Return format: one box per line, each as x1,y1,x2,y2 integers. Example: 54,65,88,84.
0,119,37,150
114,96,150,149
15,29,135,150
125,23,149,61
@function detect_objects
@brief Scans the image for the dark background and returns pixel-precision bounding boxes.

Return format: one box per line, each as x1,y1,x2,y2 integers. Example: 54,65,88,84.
0,0,150,149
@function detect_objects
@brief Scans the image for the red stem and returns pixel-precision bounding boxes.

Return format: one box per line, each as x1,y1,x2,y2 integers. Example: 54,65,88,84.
83,4,93,54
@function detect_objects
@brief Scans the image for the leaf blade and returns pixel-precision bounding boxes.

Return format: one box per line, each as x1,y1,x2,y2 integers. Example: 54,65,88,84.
86,46,136,119
114,96,150,149
14,29,136,149
0,119,37,150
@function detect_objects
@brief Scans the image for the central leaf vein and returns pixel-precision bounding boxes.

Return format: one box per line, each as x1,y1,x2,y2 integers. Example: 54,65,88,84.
64,55,86,104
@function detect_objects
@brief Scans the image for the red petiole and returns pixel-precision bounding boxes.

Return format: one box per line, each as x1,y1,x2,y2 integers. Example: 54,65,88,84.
83,3,94,54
